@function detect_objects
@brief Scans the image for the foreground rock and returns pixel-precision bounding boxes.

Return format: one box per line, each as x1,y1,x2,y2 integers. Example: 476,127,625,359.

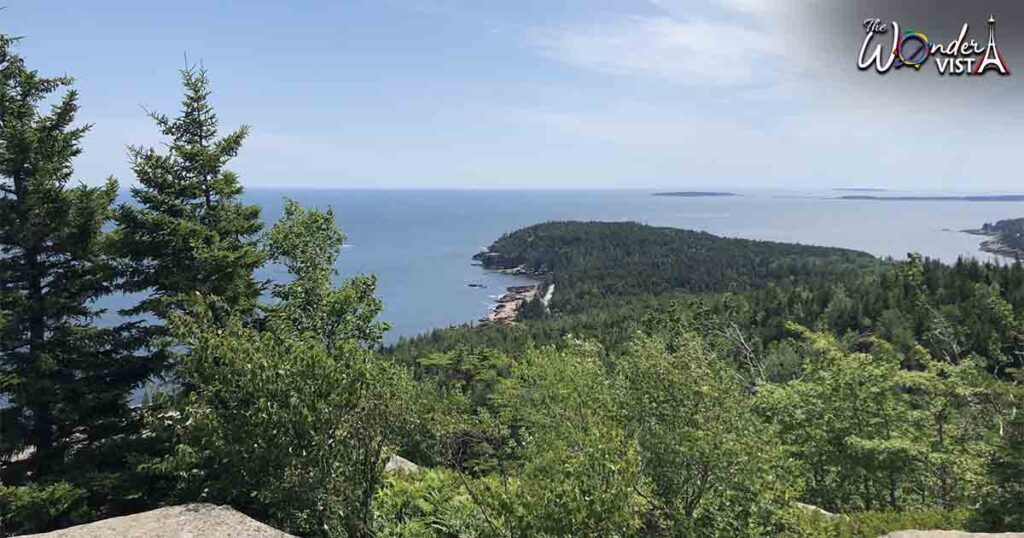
793,502,840,520
880,528,1024,532
18,504,294,538
385,454,420,473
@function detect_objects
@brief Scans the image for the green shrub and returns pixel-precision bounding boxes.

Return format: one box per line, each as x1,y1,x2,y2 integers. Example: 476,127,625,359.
372,469,492,538
0,483,89,536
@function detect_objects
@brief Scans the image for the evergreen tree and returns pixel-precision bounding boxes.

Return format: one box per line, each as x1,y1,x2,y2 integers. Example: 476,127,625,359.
0,35,144,486
115,65,264,336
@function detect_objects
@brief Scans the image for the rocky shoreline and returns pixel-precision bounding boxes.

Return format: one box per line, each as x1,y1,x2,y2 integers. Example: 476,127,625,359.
483,285,540,324
963,228,1023,260
474,247,552,324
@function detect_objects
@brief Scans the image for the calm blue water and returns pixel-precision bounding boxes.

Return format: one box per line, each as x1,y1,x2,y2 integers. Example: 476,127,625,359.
117,189,1024,343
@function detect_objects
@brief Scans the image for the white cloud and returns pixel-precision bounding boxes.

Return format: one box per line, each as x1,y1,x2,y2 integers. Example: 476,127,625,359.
535,15,782,87
505,99,1024,190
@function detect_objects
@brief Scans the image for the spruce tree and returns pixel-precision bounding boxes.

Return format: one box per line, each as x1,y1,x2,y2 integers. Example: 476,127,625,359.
0,35,145,485
115,65,264,335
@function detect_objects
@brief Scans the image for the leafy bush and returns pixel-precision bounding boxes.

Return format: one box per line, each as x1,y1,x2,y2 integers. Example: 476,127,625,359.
484,341,647,537
158,307,417,538
373,469,491,538
0,483,88,536
614,332,797,536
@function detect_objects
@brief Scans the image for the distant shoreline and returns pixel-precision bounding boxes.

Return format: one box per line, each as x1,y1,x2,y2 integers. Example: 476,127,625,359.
963,230,1020,259
653,191,738,197
839,195,1024,202
963,218,1024,260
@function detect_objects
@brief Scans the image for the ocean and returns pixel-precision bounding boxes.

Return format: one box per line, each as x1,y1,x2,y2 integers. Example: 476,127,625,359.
117,189,1024,343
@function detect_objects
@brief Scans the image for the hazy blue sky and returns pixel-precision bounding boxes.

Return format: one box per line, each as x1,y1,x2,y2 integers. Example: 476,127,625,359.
5,0,1023,190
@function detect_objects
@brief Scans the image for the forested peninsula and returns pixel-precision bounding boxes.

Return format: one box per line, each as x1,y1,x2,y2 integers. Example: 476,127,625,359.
966,217,1024,260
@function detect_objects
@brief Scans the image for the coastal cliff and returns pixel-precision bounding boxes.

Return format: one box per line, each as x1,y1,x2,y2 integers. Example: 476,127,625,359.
472,248,548,277
474,245,552,324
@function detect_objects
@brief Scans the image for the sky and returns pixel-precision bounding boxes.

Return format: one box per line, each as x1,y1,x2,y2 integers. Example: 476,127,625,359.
4,0,1024,191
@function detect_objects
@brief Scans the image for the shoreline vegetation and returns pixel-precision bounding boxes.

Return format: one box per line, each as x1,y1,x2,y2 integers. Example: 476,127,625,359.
963,229,1018,259
652,191,738,197
964,217,1024,260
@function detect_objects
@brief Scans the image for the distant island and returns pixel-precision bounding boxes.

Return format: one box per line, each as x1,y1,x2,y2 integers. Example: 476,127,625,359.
833,187,888,192
840,194,1024,202
965,217,1024,259
653,191,738,197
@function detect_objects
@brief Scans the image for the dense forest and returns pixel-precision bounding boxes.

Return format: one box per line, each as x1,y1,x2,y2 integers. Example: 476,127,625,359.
390,228,1024,535
2,35,1023,538
473,221,878,314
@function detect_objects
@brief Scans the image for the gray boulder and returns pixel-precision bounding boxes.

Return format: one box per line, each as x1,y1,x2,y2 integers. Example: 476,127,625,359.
794,502,841,520
17,504,294,538
384,454,420,473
